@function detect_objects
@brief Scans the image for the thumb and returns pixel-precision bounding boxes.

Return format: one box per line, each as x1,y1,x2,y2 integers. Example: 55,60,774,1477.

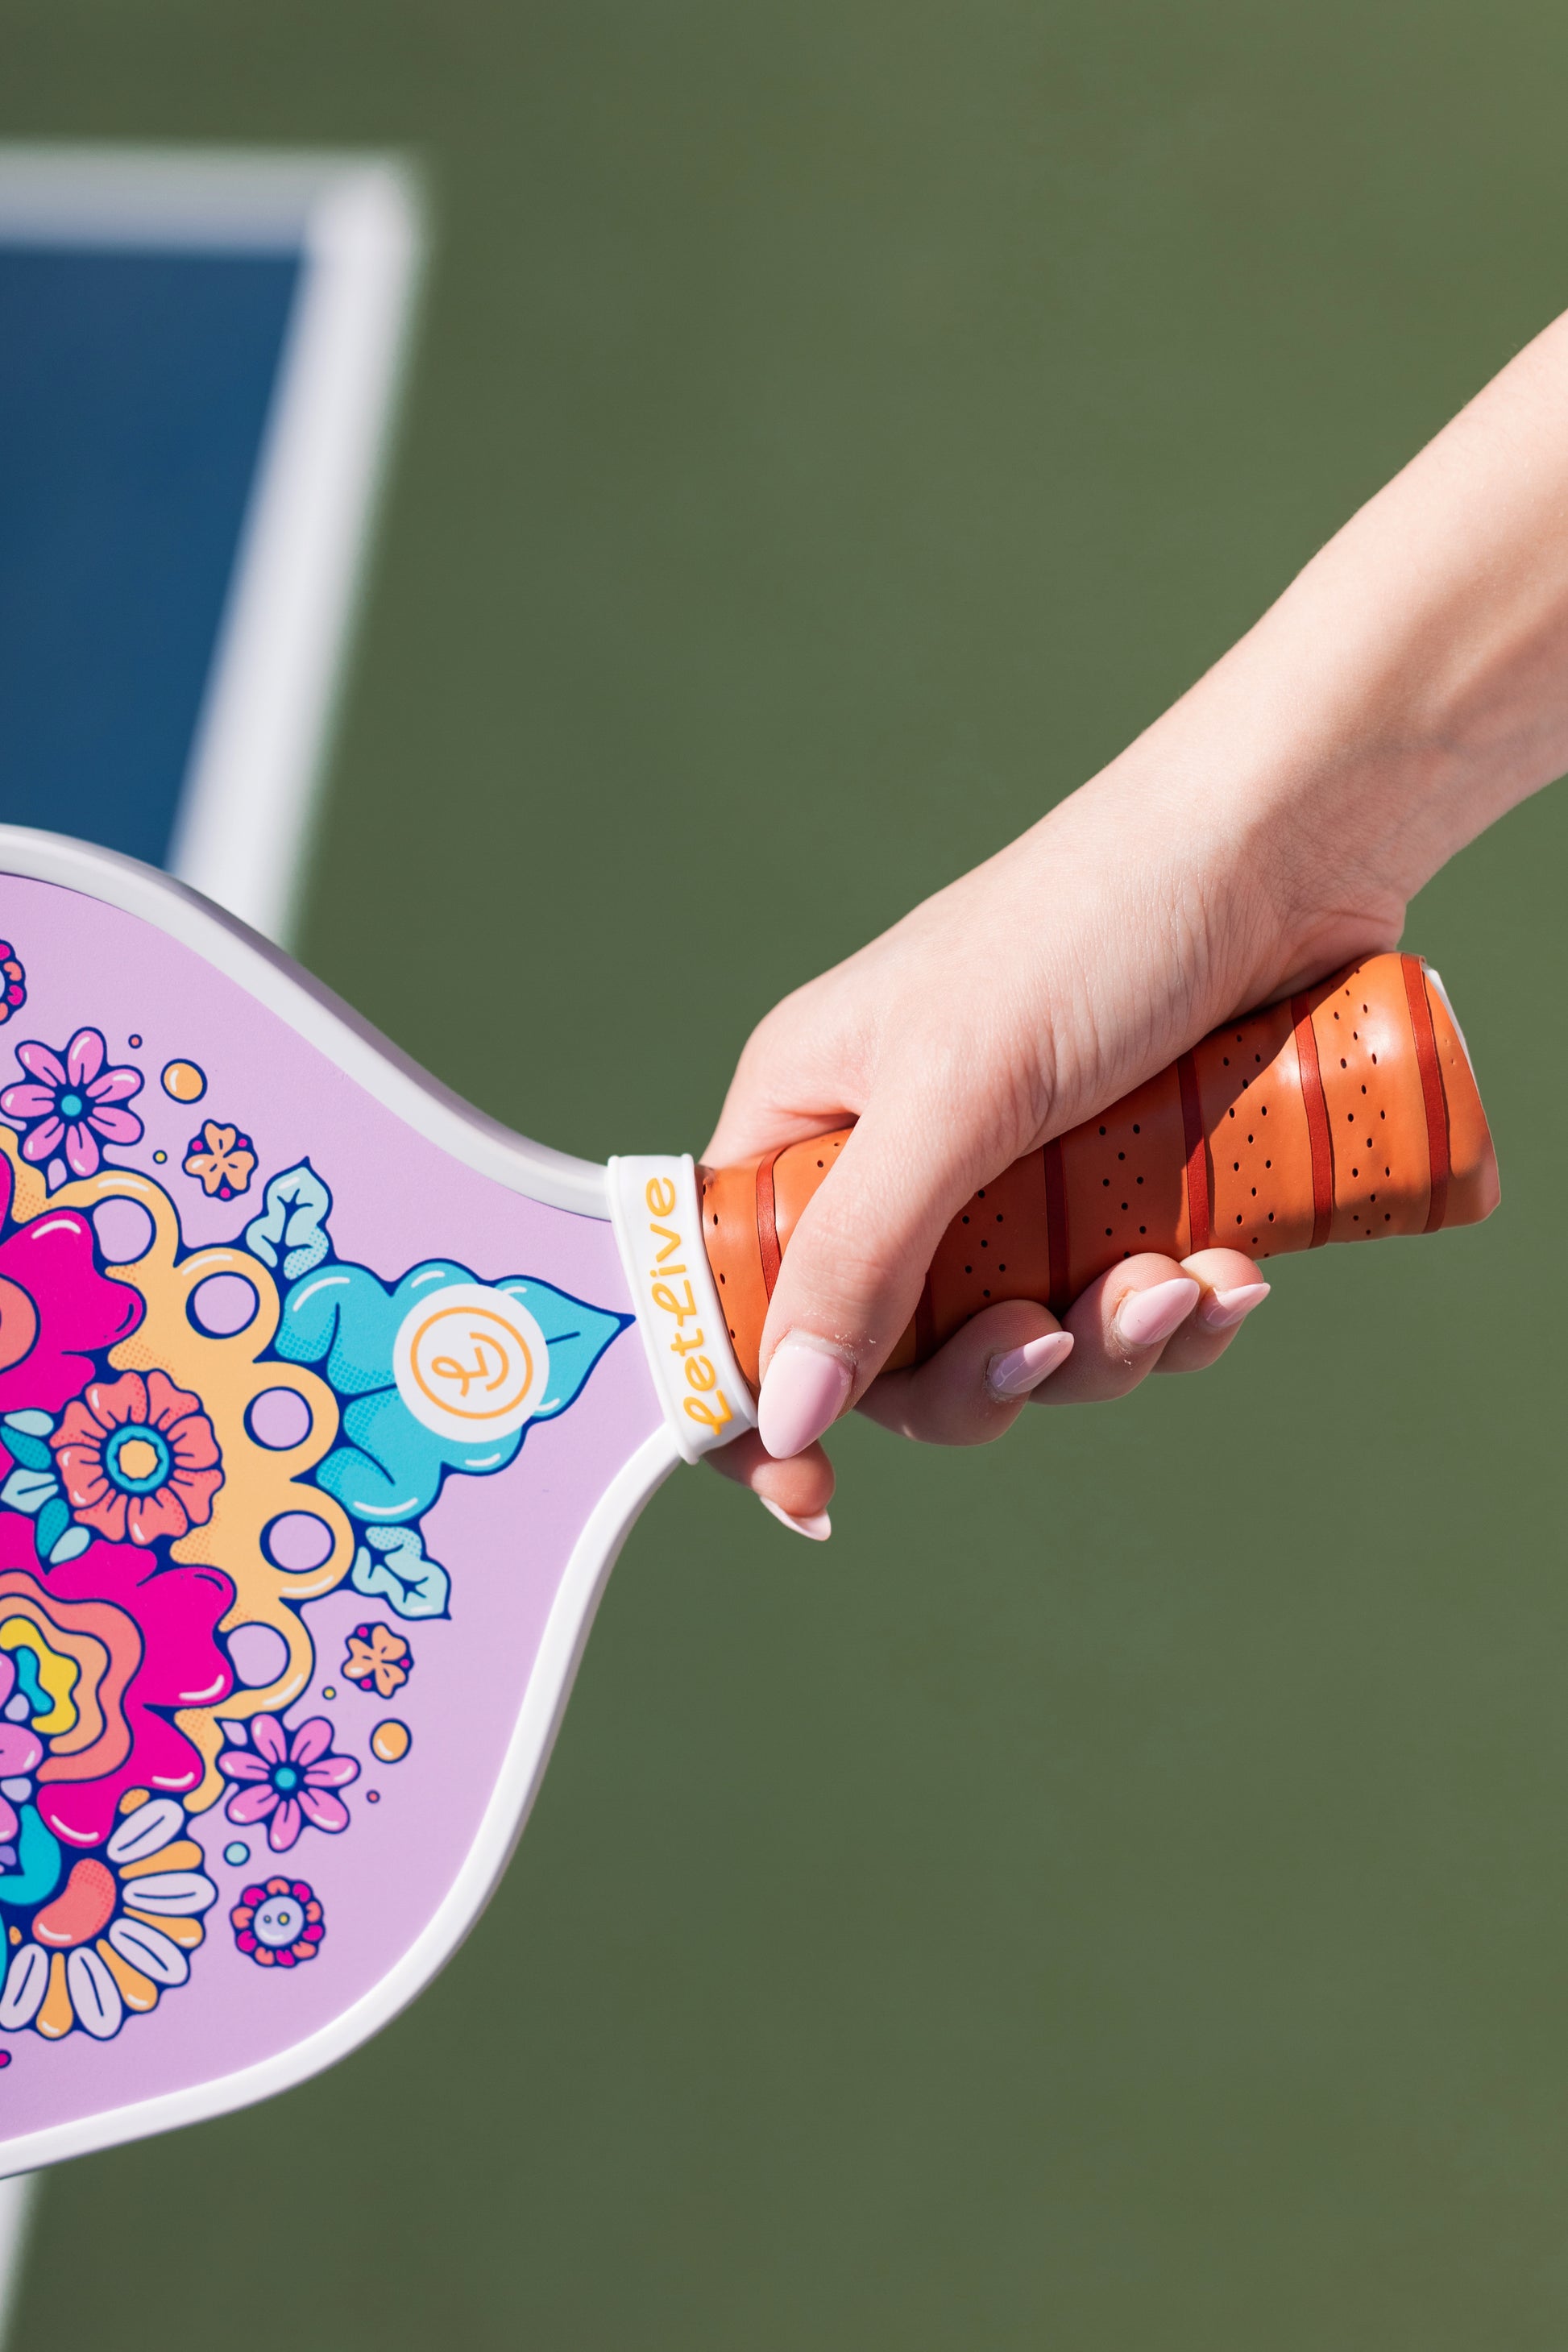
753,1088,999,1460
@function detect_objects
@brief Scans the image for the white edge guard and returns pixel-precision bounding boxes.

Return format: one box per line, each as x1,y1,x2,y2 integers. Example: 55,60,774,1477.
608,1155,758,1464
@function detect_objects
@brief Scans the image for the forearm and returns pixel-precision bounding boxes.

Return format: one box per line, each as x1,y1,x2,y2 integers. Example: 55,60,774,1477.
1112,305,1568,983
810,319,1568,1183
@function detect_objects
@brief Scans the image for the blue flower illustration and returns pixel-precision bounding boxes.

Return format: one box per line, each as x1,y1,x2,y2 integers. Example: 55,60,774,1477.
269,1234,628,1523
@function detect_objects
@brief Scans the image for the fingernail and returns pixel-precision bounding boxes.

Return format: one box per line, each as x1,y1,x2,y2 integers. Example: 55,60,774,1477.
1114,1276,1201,1350
757,1335,853,1459
761,1496,833,1542
986,1329,1074,1400
1200,1280,1271,1332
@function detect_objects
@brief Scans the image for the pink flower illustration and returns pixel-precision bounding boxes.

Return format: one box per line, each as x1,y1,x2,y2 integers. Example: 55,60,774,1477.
34,1530,235,1848
0,1154,143,1417
219,1714,359,1852
231,1876,325,1967
52,1368,222,1547
0,1027,143,1178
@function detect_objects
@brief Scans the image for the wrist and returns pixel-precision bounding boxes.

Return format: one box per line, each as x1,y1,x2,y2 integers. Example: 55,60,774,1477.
1056,671,1412,1032
1093,601,1452,1007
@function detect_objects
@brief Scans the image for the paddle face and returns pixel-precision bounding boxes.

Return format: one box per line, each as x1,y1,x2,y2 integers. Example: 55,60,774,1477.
0,830,722,2174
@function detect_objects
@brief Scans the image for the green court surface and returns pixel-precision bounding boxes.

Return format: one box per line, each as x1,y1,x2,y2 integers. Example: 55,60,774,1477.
8,4,1568,2345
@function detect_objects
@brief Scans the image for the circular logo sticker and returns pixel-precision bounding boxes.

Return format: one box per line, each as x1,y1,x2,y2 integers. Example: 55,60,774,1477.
392,1283,548,1445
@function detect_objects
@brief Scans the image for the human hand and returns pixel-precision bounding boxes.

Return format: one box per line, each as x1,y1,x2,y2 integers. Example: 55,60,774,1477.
702,728,1397,1535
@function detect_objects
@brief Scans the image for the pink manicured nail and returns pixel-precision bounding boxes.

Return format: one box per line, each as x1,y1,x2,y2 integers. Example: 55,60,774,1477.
1114,1276,1201,1350
757,1335,853,1459
761,1496,833,1542
1200,1280,1271,1332
986,1329,1074,1400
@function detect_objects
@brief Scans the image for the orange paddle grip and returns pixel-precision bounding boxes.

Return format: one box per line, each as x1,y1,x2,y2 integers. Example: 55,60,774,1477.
699,952,1498,1390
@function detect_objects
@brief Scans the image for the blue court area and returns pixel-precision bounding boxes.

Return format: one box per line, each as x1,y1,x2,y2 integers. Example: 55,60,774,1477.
0,245,299,866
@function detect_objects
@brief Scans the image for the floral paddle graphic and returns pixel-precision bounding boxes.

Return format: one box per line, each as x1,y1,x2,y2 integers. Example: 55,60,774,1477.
232,1877,324,1969
52,1370,223,1548
0,982,628,2053
218,1716,359,1854
0,1028,143,1180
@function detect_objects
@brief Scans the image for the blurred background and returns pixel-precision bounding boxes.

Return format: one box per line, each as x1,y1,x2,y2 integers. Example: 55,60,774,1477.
5,2,1568,2345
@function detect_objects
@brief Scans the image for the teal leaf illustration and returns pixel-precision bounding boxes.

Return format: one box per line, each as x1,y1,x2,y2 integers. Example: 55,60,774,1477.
1,1467,55,1517
44,1518,89,1566
35,1496,68,1558
495,1278,629,1421
350,1526,450,1620
243,1162,334,1281
1,1412,55,1475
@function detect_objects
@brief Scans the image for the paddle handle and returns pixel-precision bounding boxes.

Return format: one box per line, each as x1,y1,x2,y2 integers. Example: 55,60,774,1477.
699,952,1499,1391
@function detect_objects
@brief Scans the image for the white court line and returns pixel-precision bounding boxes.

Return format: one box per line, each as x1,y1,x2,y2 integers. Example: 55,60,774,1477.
0,2182,31,2344
0,140,422,2323
169,160,422,942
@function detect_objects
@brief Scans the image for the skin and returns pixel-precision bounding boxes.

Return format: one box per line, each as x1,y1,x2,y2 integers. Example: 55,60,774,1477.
705,302,1568,1526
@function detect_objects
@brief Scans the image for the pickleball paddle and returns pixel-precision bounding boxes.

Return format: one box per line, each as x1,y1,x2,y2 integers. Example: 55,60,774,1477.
0,826,1496,2176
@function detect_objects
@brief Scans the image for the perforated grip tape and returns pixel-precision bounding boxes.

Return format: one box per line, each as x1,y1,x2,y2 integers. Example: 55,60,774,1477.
699,952,1499,1391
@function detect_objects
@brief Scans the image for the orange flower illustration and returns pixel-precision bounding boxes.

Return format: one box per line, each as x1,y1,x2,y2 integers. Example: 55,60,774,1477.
182,1120,256,1201
52,1368,224,1547
342,1621,412,1699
